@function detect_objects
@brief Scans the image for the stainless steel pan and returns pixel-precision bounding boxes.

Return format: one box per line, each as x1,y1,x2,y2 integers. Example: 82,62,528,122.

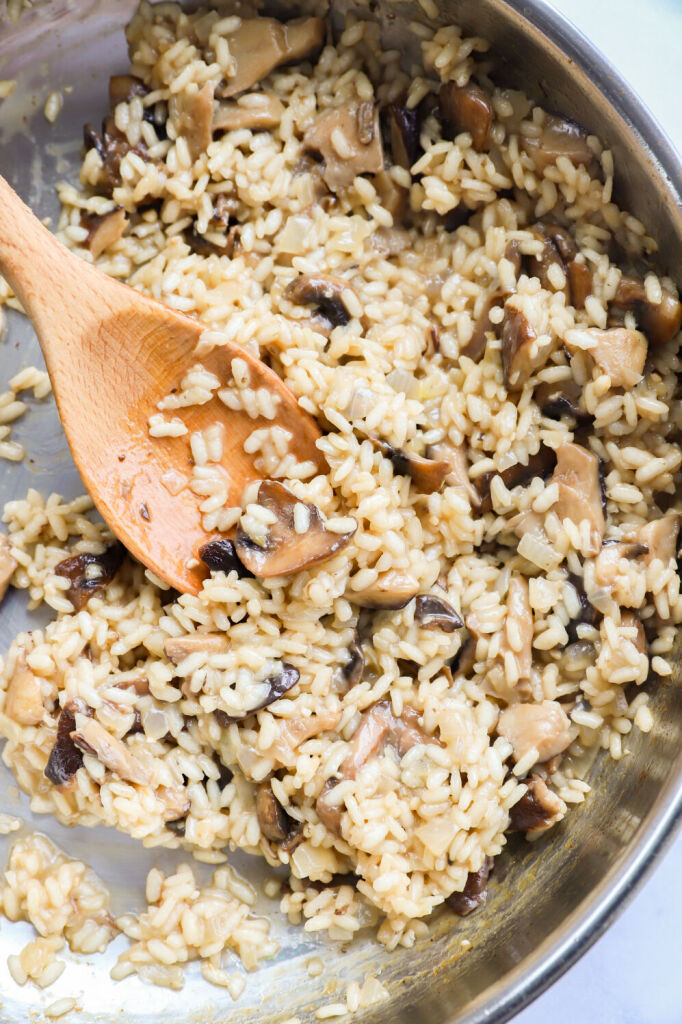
0,2,680,1021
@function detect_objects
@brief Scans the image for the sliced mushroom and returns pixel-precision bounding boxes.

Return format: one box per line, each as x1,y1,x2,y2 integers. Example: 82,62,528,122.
371,438,450,494
566,327,647,387
552,442,605,556
72,717,151,786
163,633,229,664
535,378,590,424
213,92,284,132
521,113,593,172
446,857,493,916
199,538,253,578
526,227,570,300
621,610,646,656
316,777,343,834
566,259,593,309
415,594,463,632
44,699,90,786
342,700,430,778
500,576,532,681
183,222,240,259
439,82,492,152
461,292,503,363
285,274,362,330
267,709,342,767
343,640,364,688
497,700,573,764
501,300,547,389
55,543,125,611
256,781,299,844
384,102,420,169
348,569,419,610
594,540,650,590
108,74,147,109
219,17,325,99
0,533,16,604
80,207,127,259
82,115,148,197
509,774,564,833
169,82,214,162
626,513,680,567
4,648,44,726
540,222,577,262
564,571,598,643
235,481,357,578
426,442,481,508
611,275,682,347
215,663,300,725
304,101,384,190
477,446,557,515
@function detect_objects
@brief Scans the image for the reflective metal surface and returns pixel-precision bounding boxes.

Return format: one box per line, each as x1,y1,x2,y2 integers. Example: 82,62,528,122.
0,1,680,1021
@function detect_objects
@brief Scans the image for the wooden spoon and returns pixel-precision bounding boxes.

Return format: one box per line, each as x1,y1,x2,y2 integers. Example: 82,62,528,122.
0,175,325,594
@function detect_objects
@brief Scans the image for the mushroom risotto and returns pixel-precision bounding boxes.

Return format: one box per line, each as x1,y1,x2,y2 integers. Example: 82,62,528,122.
1,0,682,985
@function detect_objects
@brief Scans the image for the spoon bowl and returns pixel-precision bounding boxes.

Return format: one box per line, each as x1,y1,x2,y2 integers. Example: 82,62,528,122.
0,174,324,593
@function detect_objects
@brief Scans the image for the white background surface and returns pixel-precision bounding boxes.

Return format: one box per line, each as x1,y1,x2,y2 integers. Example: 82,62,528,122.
517,2,682,1022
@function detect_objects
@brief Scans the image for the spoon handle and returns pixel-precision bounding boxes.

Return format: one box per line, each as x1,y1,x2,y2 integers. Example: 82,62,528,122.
0,173,105,368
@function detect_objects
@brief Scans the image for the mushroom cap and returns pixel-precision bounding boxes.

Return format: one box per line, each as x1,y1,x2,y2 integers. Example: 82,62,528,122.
235,481,357,577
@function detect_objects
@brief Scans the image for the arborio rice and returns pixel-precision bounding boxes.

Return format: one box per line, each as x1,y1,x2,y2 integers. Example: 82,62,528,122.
1,0,682,995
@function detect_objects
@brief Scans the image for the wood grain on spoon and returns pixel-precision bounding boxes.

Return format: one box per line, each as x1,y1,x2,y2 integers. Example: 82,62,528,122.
0,174,325,594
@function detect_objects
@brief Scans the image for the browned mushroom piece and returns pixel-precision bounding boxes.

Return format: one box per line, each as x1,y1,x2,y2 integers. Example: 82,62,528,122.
183,222,240,259
0,533,16,604
497,700,572,764
439,82,493,152
303,101,384,190
509,774,563,832
213,92,284,132
566,326,647,387
460,293,502,363
235,481,357,578
500,576,533,681
218,17,325,99
44,699,90,786
199,538,253,578
256,781,300,845
626,513,680,567
371,438,450,494
621,610,646,656
535,377,590,424
384,101,421,169
342,699,431,778
526,227,570,300
83,114,149,197
564,571,598,644
266,708,342,767
552,442,605,556
540,222,577,262
521,113,593,172
315,777,343,834
4,647,44,726
285,273,364,331
477,446,557,515
426,441,481,508
414,594,464,632
501,300,548,389
446,857,493,916
611,274,682,346
343,640,365,688
55,543,126,611
108,74,147,109
594,540,649,590
80,206,127,259
169,82,214,162
71,716,152,786
215,663,300,726
566,259,593,309
348,569,419,610
164,633,229,664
